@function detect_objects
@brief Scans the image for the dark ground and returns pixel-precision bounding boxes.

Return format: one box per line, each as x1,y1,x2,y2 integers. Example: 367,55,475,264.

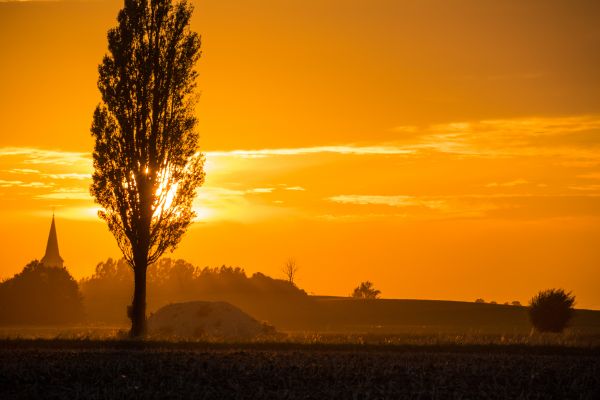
0,340,599,399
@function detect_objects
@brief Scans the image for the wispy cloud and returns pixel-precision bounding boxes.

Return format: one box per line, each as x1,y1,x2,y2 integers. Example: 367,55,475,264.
247,187,274,194
326,191,600,221
206,145,415,158
328,195,447,210
36,188,91,200
0,147,91,166
6,168,40,174
568,184,600,192
485,179,529,188
0,179,52,188
392,115,600,158
43,173,91,180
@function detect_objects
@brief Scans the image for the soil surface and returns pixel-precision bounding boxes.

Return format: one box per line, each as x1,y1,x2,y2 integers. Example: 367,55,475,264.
0,340,598,399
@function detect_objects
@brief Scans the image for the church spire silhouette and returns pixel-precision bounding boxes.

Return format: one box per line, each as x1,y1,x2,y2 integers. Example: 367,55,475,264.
40,213,64,268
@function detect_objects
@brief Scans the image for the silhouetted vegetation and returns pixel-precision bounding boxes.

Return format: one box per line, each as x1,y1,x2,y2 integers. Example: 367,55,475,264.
0,261,84,325
529,289,576,333
79,258,307,324
90,0,205,337
3,256,597,337
351,281,381,299
282,257,299,286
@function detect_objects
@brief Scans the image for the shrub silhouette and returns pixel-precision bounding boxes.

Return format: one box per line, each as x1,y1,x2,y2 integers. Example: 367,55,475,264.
528,289,575,333
0,260,84,325
351,281,381,299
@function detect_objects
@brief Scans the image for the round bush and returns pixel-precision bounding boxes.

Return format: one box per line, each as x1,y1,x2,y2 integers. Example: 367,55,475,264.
528,289,575,333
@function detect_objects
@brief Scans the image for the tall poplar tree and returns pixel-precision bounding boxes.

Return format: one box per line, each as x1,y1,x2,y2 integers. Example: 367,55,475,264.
90,0,204,337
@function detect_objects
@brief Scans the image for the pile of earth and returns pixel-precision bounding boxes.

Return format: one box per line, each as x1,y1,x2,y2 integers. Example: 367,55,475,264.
147,301,276,339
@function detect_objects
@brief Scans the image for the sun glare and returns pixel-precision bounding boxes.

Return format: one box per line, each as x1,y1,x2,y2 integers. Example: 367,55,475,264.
193,206,214,222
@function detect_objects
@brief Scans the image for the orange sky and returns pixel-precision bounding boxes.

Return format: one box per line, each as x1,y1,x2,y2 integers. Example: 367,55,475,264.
1,0,599,308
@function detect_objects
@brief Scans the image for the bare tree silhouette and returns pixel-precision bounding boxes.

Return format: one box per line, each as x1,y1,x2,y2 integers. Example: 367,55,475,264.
282,258,299,286
90,0,205,337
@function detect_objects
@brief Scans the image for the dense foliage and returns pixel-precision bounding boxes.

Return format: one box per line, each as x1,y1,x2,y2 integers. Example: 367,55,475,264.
0,261,84,325
529,288,575,333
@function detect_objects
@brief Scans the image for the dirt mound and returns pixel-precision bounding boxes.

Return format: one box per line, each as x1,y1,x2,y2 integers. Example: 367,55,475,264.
147,301,276,339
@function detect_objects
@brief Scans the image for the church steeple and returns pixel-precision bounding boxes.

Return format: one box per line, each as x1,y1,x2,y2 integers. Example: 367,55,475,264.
40,214,64,268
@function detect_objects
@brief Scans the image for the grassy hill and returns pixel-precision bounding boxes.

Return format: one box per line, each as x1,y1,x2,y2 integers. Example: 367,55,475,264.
239,296,600,334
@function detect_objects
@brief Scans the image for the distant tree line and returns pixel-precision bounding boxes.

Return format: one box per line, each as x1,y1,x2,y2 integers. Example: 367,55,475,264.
0,259,578,334
475,298,521,306
80,258,307,323
0,258,307,326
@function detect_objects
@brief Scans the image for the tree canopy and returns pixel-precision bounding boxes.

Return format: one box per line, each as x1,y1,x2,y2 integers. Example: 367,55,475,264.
0,261,84,325
351,281,381,299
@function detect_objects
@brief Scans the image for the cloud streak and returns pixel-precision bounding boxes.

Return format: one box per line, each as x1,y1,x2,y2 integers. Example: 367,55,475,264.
0,147,91,166
485,179,529,188
206,145,415,158
392,115,600,159
0,179,52,188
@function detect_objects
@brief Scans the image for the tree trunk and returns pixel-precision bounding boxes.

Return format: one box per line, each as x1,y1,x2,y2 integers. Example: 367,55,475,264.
130,260,148,338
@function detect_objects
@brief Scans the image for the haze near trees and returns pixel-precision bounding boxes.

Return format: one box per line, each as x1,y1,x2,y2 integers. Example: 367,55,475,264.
90,0,205,337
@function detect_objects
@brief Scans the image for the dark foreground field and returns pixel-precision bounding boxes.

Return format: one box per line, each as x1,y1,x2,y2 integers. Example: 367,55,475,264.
0,340,599,399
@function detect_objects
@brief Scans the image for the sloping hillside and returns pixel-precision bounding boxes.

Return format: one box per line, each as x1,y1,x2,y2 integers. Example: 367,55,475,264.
233,296,600,334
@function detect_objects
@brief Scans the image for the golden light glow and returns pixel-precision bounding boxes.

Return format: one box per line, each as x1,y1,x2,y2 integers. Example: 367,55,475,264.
153,167,177,218
1,0,599,308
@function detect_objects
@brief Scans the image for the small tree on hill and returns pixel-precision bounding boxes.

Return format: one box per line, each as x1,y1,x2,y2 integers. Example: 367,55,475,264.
282,257,299,286
90,0,205,337
351,281,381,299
529,288,575,333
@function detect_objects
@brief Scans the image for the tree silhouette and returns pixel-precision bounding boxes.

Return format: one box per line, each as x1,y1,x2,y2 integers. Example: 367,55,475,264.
0,261,84,325
528,288,575,333
90,0,205,337
282,257,299,286
351,281,381,299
